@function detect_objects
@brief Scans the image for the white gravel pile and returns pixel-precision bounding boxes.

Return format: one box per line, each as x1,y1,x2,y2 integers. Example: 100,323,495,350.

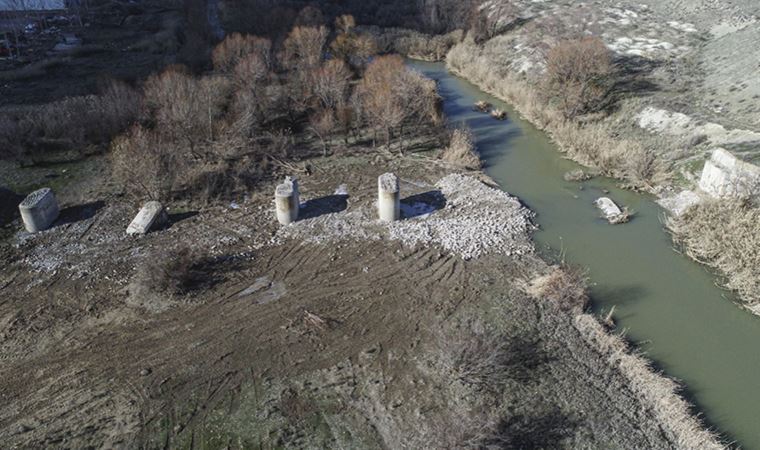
276,174,536,260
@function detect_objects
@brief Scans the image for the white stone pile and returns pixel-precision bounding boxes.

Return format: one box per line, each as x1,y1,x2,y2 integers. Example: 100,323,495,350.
275,174,536,260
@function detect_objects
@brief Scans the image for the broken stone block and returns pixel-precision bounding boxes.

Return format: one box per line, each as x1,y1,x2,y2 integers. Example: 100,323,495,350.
19,188,59,233
657,190,703,217
127,201,168,235
699,148,760,199
594,197,626,224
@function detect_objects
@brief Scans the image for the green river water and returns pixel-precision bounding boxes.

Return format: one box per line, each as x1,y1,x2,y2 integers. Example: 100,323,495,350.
409,60,760,449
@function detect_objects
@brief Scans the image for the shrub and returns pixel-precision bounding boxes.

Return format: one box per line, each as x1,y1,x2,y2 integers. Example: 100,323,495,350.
442,127,480,169
0,80,141,162
111,126,180,201
439,325,517,394
544,36,615,119
136,246,203,295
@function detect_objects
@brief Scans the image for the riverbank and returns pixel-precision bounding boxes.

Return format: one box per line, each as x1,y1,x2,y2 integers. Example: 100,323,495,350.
441,22,760,313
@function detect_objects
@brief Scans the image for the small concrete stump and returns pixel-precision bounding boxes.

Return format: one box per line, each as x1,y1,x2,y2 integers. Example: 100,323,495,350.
127,201,168,235
275,177,299,225
378,173,400,222
19,188,59,233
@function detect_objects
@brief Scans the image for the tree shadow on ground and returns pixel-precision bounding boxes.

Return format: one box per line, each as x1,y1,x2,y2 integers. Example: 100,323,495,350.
611,54,663,99
184,252,253,293
401,190,447,219
53,200,105,228
480,409,578,449
298,194,349,220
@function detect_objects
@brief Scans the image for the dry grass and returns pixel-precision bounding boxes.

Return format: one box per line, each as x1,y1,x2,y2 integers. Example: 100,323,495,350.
526,265,589,312
667,199,760,305
441,126,481,169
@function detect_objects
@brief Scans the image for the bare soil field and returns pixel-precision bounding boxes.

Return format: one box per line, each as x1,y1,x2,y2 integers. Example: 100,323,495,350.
0,144,720,448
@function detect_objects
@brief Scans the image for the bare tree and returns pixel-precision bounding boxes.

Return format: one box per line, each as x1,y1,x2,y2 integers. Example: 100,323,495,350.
313,59,352,110
143,66,232,155
308,108,336,156
544,36,615,119
330,31,377,70
334,14,355,34
281,25,328,72
355,55,439,153
212,33,272,72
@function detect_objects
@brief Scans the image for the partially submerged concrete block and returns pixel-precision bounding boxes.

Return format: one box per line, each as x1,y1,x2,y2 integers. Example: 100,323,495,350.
699,148,760,199
19,188,59,233
127,201,168,235
657,190,703,217
275,177,299,225
378,173,400,222
594,197,625,223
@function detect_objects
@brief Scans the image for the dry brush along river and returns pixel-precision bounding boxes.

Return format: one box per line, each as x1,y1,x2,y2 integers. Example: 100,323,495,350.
408,60,760,449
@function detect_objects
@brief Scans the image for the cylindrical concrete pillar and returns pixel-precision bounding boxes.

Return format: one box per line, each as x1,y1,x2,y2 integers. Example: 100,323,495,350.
19,187,59,233
378,173,400,222
275,178,299,225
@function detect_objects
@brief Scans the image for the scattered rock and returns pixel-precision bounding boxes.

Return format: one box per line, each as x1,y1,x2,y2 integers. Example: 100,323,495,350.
564,169,592,182
474,100,491,112
491,109,508,120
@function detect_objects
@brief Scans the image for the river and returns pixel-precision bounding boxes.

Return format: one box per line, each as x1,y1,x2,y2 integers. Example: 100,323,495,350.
408,60,760,449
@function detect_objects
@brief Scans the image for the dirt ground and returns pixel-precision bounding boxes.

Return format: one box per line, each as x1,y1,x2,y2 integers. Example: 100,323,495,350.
0,140,711,448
